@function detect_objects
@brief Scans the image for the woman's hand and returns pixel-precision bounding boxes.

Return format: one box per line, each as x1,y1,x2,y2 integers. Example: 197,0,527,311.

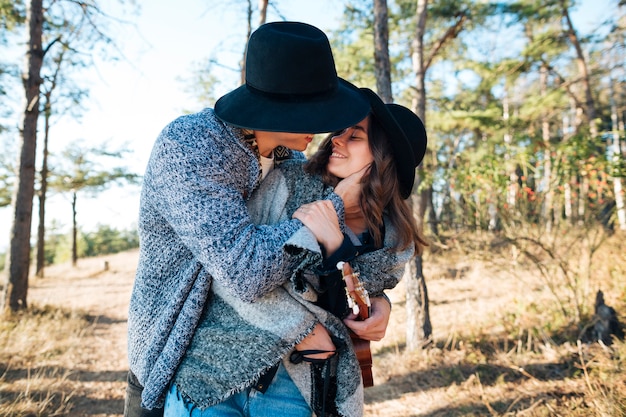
343,296,391,341
293,200,343,254
294,322,336,361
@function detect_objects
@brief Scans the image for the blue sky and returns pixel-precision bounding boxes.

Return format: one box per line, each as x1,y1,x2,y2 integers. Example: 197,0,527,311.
0,0,616,252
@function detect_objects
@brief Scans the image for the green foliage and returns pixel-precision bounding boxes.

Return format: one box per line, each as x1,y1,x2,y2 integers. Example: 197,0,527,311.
48,140,140,196
181,59,221,110
0,0,25,33
38,223,72,265
329,2,377,87
334,31,377,87
445,148,515,229
0,171,11,208
81,224,139,258
0,0,23,129
0,139,14,207
609,154,626,178
45,230,80,265
42,224,139,265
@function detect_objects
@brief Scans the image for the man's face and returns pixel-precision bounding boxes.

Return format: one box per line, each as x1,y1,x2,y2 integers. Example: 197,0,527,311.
254,131,314,157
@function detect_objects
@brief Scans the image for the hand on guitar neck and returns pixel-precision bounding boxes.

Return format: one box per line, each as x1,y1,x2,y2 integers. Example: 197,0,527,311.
337,261,374,388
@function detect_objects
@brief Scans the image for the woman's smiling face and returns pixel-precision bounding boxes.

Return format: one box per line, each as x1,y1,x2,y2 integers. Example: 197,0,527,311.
327,115,373,179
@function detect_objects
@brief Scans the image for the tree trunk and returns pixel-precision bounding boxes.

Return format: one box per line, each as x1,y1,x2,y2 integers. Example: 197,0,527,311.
3,0,44,312
405,253,432,350
72,191,78,267
578,176,588,224
540,65,554,232
373,0,392,103
424,184,438,234
404,0,433,352
36,94,51,278
240,0,267,86
502,90,518,212
258,0,268,25
561,103,575,225
560,0,597,138
609,74,626,231
240,0,254,85
564,176,573,222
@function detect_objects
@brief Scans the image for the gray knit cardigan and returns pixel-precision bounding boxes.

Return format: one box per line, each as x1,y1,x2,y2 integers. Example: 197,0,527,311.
126,109,344,409
173,160,414,417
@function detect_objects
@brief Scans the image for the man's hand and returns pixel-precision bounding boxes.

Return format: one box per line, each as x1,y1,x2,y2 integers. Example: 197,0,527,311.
343,296,391,341
333,165,370,216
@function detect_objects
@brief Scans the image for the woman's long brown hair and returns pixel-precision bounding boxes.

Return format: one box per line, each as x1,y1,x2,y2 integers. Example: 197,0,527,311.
305,114,426,254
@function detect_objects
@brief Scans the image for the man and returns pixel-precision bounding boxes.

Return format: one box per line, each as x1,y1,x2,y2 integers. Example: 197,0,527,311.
125,22,391,416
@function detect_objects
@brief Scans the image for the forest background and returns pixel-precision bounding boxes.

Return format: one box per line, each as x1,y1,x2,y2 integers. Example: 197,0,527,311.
1,0,626,416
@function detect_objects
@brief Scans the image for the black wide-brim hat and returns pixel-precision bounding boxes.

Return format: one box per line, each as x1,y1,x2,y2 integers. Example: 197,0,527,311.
361,88,427,199
215,22,369,133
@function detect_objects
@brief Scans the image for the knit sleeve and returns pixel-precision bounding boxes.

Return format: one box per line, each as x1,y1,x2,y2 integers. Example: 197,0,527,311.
143,117,301,302
349,221,415,296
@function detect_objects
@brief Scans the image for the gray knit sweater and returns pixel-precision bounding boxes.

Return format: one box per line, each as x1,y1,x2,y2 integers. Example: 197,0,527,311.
126,109,344,409
173,160,414,417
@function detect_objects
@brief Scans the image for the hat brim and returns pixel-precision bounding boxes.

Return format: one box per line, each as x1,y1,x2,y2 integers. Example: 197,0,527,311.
215,79,370,134
361,89,421,199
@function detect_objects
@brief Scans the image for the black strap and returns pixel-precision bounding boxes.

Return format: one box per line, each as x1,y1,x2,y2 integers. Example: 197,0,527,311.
320,360,332,417
290,350,337,417
253,364,279,394
289,349,336,364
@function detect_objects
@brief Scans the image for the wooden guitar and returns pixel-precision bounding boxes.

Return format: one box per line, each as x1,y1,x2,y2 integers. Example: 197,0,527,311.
337,261,374,387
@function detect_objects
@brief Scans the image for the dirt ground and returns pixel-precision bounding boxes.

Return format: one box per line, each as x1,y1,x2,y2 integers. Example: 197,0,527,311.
26,248,555,417
28,250,138,417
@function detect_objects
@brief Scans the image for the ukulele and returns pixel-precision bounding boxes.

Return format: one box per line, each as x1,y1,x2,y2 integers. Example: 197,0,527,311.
337,261,374,387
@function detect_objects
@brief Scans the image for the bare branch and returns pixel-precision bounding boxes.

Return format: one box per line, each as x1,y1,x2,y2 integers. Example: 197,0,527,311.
424,12,467,73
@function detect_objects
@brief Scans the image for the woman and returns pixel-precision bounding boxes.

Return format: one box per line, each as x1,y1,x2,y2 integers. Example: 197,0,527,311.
164,89,427,417
294,87,428,318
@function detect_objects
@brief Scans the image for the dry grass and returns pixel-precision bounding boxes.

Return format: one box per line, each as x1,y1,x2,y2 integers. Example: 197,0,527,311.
0,305,93,416
0,234,624,416
0,250,135,417
363,230,626,417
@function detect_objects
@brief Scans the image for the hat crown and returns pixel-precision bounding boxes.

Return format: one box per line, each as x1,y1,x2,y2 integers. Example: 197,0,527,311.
245,22,337,97
386,104,427,198
387,104,427,168
214,22,370,133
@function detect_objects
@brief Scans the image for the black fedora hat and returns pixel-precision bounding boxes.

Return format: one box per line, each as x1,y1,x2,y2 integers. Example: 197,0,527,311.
361,88,427,199
214,22,369,133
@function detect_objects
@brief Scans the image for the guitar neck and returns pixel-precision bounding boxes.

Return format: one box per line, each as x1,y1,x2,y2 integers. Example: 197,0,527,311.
338,261,371,320
354,293,370,321
337,261,375,388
